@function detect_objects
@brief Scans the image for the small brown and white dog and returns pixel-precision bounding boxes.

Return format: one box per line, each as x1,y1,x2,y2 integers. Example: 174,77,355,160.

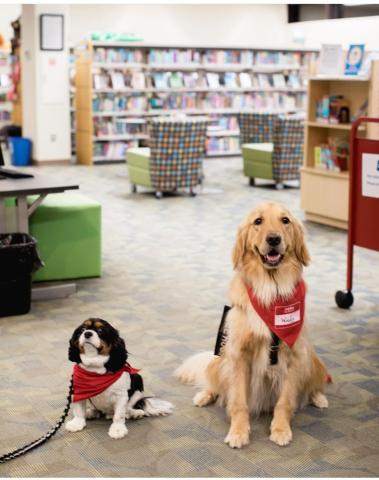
175,202,329,448
66,318,173,439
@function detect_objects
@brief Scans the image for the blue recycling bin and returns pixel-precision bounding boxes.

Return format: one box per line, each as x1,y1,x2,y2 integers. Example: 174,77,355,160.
9,137,32,166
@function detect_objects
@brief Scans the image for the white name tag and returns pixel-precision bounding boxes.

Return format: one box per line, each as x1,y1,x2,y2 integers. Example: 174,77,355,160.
275,302,300,327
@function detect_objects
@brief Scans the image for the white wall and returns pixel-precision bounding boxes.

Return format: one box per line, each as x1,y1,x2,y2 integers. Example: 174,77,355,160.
0,4,21,43
288,15,379,50
68,4,290,49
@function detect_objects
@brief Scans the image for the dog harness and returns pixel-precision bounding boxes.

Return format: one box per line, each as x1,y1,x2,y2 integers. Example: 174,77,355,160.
72,363,140,402
214,281,306,365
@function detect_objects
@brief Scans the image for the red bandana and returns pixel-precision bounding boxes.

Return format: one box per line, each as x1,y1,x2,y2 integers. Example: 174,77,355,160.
72,363,140,402
246,280,306,347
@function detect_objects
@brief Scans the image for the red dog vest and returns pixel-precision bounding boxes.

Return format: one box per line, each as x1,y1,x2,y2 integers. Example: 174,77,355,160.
246,280,306,348
72,363,140,402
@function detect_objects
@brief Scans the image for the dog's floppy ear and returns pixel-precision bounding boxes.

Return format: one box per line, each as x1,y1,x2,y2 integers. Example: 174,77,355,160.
293,217,311,266
232,222,249,269
104,336,128,373
68,325,82,363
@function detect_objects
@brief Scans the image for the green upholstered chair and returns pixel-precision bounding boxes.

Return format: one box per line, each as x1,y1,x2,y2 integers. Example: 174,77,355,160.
238,113,304,188
28,193,102,282
127,117,208,198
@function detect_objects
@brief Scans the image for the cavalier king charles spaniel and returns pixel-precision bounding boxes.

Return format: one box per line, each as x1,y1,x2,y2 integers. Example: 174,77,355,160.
65,318,173,439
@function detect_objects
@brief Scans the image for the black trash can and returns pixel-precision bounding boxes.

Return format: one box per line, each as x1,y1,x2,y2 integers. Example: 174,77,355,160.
0,233,43,317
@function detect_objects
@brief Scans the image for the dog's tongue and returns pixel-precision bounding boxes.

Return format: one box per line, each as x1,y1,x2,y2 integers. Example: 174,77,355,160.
266,253,281,263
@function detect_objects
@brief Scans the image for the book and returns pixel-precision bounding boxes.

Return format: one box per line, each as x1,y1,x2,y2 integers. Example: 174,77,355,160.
239,72,252,88
206,72,220,88
318,44,344,76
272,74,286,88
111,72,125,89
345,44,365,75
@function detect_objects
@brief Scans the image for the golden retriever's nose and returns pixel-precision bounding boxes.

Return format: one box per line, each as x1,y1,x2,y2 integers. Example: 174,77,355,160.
266,234,281,247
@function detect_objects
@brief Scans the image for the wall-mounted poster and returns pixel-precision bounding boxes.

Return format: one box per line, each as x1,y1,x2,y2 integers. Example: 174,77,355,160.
40,14,64,51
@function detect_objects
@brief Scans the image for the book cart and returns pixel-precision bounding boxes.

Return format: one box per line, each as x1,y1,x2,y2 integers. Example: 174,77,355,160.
335,117,379,308
74,41,318,165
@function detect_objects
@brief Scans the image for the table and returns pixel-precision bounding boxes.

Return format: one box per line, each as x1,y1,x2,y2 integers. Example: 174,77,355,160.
0,174,79,300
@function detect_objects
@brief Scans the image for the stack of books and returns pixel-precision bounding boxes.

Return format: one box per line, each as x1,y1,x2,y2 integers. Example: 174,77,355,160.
148,48,200,65
93,47,144,64
314,138,349,171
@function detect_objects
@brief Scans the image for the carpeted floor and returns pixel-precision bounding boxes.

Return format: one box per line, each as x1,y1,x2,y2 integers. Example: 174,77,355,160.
0,158,378,477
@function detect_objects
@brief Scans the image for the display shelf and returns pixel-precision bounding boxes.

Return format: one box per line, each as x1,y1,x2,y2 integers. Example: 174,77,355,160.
306,121,366,131
75,41,318,165
300,60,379,229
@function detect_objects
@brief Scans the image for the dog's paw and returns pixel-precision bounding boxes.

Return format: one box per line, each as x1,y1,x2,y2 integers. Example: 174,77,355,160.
126,408,145,420
224,428,250,449
193,390,215,407
270,426,293,446
108,422,128,439
65,417,86,432
311,392,328,409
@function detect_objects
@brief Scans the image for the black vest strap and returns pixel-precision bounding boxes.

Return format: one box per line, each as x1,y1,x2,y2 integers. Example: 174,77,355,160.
269,332,280,365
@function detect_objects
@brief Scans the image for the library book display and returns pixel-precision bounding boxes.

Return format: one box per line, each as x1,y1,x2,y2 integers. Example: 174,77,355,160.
300,60,379,229
73,42,318,165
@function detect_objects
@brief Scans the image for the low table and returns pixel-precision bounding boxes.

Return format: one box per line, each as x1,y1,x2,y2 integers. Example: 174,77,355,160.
0,174,79,300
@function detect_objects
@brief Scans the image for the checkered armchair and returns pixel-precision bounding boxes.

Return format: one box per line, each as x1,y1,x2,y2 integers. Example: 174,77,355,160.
127,117,208,198
239,112,304,187
272,115,304,182
238,112,277,145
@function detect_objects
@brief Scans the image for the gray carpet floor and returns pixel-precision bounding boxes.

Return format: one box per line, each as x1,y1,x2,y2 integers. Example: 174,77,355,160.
0,158,378,477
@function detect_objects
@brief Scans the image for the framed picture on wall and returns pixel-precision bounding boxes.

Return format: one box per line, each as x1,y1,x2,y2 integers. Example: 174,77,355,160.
40,14,64,51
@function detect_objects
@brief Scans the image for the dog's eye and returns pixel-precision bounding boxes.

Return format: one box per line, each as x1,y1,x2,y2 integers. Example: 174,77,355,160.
282,217,290,224
253,218,262,226
97,328,103,334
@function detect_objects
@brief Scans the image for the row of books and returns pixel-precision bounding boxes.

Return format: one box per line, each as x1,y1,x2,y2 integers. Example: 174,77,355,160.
210,115,239,131
93,140,139,159
93,70,305,91
315,95,351,124
94,119,146,136
314,138,349,172
91,91,305,112
207,137,240,153
93,94,148,112
93,48,144,64
93,47,314,67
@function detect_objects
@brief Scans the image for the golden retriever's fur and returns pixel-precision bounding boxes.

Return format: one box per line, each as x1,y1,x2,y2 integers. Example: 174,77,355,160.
175,202,328,448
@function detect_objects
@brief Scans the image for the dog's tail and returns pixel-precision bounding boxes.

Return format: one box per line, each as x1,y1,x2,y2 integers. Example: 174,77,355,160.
142,397,174,416
174,351,215,387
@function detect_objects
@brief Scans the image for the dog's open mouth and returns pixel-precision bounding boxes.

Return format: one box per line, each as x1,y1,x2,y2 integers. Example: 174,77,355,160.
260,249,283,267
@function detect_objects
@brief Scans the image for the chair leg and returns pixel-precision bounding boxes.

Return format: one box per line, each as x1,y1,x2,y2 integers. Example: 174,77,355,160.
189,188,196,197
249,177,255,187
275,182,284,190
131,184,137,193
155,191,163,199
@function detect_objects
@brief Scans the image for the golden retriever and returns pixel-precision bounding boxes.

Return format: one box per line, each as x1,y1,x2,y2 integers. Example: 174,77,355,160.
175,202,329,448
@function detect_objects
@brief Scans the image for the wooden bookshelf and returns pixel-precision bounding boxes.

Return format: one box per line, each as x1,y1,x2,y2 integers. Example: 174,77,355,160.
75,42,318,165
300,61,379,229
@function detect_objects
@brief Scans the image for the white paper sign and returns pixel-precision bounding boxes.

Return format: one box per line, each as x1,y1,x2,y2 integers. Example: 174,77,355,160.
362,153,379,199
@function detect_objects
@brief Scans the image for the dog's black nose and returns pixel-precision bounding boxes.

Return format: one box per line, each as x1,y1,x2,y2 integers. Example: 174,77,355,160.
84,331,93,339
266,234,281,247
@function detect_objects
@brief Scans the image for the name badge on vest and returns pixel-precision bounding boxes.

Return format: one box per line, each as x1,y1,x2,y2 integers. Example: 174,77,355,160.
275,302,301,327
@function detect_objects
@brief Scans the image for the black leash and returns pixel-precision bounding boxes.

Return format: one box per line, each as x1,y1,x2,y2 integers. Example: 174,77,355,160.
0,376,73,464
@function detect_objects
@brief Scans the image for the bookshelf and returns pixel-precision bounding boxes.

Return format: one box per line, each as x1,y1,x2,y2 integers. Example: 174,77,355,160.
0,51,12,131
300,61,379,229
75,42,318,165
69,47,76,159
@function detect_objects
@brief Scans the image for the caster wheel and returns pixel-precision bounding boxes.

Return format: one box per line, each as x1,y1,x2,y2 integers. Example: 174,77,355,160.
155,191,163,199
249,178,255,187
335,289,354,309
275,182,284,190
189,189,196,197
131,184,137,194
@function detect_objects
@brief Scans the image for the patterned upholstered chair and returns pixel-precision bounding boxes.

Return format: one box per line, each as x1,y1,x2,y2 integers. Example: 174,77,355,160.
127,117,208,198
238,112,304,188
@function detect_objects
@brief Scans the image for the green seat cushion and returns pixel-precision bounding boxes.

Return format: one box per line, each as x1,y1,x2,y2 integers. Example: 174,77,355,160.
127,148,152,187
28,193,102,282
242,143,274,180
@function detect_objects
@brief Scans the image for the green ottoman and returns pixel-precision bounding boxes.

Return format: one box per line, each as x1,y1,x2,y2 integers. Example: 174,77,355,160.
127,147,152,192
28,193,101,282
242,143,273,185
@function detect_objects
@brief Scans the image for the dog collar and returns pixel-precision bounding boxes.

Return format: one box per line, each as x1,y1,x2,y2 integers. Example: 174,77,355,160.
245,280,306,348
72,363,140,402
